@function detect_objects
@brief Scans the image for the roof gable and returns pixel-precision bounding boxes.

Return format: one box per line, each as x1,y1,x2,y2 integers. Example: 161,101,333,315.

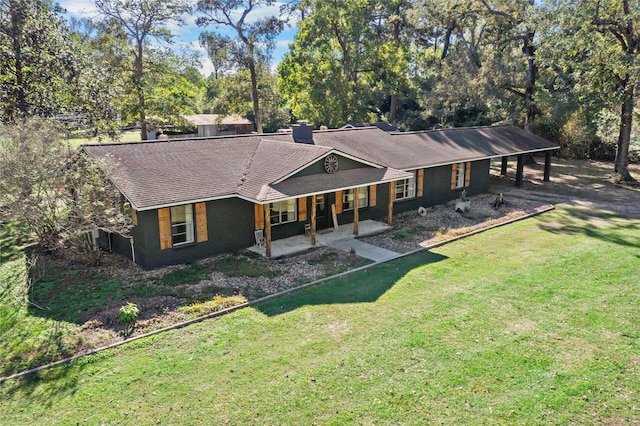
81,124,558,210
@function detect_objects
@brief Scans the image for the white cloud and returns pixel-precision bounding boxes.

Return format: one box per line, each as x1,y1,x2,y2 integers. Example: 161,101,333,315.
59,0,98,18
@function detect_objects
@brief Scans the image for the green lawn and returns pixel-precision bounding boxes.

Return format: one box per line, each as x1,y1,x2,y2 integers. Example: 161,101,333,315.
66,129,142,148
1,205,639,424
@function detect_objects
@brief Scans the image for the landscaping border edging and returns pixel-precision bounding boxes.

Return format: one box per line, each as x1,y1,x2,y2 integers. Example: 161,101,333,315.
0,204,554,384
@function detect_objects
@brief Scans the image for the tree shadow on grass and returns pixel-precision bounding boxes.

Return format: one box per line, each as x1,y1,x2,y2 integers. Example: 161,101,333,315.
256,250,448,317
538,206,640,249
1,360,83,408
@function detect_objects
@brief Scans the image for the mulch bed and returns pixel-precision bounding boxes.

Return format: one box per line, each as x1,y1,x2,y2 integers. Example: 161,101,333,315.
360,193,550,253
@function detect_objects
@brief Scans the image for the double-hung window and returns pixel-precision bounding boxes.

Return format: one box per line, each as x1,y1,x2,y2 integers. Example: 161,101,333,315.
270,199,297,225
451,162,471,190
395,170,416,200
343,187,368,210
170,204,194,246
456,162,466,188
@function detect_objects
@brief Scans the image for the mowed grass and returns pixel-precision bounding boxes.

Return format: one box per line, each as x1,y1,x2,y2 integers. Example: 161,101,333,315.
66,130,142,148
1,205,639,424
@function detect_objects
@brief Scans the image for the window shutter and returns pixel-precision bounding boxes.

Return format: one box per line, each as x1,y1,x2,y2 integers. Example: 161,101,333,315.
450,164,458,190
298,197,307,221
465,162,471,187
195,202,208,242
254,204,264,230
335,190,343,214
158,208,171,250
369,185,377,207
131,209,138,226
417,169,424,197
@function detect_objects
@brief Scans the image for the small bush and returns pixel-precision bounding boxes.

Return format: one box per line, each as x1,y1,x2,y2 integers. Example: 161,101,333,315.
177,295,247,316
306,250,339,266
393,230,412,241
433,227,450,237
117,302,139,325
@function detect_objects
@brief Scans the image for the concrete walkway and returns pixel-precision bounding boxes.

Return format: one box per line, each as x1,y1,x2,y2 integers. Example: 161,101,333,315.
326,238,399,262
248,220,397,260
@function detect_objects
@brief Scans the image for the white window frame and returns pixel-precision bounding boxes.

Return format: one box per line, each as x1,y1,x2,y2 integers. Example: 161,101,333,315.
456,162,466,189
395,170,416,200
170,204,194,246
343,187,368,211
270,199,297,225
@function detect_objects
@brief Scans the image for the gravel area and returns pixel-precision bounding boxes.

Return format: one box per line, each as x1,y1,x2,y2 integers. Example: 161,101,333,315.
360,192,550,253
195,247,367,296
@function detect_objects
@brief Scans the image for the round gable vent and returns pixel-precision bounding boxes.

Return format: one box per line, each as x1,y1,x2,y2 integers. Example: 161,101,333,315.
324,154,339,174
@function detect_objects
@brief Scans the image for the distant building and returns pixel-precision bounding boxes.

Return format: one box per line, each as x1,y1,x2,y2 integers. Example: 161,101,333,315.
340,122,398,132
183,114,254,137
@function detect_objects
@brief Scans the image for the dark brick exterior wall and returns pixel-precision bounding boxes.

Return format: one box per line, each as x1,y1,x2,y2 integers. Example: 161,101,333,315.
124,198,255,269
108,160,491,268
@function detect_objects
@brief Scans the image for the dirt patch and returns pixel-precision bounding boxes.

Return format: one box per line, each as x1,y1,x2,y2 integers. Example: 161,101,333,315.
490,156,640,212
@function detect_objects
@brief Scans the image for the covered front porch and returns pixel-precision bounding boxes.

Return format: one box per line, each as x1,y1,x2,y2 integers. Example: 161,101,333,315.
248,219,391,258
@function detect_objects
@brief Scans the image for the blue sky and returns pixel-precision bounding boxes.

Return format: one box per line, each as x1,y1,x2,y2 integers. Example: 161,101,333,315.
58,0,297,76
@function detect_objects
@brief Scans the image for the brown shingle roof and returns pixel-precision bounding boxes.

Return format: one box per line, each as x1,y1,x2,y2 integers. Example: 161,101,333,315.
262,167,412,202
235,139,333,201
275,125,559,170
82,124,557,211
83,136,261,210
82,136,402,210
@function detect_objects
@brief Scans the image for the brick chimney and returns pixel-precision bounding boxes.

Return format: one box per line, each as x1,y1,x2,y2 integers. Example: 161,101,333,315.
292,122,313,144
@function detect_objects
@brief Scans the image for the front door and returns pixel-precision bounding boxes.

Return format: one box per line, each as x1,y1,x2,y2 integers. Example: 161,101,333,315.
315,194,329,229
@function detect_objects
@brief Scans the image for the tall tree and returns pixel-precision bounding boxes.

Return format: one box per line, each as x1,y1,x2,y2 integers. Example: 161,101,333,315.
552,0,638,181
280,0,407,127
196,0,285,134
95,0,192,140
0,0,76,123
199,32,233,79
67,17,126,138
203,70,291,132
409,0,498,127
0,119,132,258
478,0,539,131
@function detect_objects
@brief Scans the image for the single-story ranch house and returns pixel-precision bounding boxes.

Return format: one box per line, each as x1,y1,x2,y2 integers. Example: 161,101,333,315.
81,124,559,269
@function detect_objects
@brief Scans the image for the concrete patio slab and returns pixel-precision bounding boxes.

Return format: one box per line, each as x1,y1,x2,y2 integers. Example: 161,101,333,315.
247,220,393,259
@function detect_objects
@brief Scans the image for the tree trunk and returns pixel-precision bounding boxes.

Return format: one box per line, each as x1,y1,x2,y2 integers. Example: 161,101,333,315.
389,94,398,124
248,54,262,133
10,6,27,120
523,32,537,133
139,97,148,140
615,78,634,181
135,44,148,140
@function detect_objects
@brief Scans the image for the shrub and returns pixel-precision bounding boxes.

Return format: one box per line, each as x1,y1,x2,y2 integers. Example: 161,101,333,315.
117,302,139,325
177,295,247,316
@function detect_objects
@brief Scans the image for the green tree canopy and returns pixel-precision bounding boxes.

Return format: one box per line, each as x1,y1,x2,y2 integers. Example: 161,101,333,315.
279,0,412,128
95,0,192,140
196,0,285,133
549,0,639,180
